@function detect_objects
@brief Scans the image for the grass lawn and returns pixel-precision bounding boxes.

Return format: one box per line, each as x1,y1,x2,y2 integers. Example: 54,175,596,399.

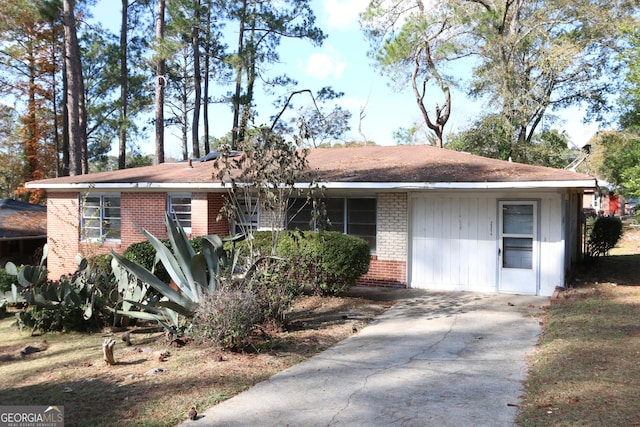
517,225,640,426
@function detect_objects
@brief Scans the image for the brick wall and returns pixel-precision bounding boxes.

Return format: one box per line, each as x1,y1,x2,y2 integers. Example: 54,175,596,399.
46,193,80,278
377,192,408,261
357,256,407,288
47,191,233,279
358,192,408,287
46,190,409,288
192,192,230,235
121,192,167,244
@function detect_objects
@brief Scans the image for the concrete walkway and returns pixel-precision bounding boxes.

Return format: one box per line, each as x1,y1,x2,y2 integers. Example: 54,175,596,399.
180,289,548,427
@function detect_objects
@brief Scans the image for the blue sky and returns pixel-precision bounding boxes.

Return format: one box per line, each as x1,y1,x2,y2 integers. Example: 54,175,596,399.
91,0,599,157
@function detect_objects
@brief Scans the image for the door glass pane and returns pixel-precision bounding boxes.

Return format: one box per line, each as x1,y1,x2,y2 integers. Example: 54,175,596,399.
503,204,533,234
503,237,533,269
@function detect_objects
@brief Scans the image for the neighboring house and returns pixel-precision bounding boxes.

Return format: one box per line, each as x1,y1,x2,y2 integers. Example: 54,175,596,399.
26,145,595,296
583,181,628,216
0,199,47,267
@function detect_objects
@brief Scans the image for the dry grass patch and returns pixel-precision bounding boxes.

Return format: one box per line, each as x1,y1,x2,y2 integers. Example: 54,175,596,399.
0,293,393,426
518,225,640,426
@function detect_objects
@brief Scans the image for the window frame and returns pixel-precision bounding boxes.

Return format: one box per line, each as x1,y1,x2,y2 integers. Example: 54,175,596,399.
80,193,121,242
167,193,192,233
286,196,377,252
233,197,259,234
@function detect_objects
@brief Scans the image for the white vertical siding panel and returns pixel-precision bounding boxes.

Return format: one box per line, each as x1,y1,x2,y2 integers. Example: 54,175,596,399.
411,198,428,287
432,198,446,285
411,194,498,292
474,196,497,291
539,194,565,295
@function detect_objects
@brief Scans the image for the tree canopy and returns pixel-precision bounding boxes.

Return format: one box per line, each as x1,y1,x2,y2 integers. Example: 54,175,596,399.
362,0,635,153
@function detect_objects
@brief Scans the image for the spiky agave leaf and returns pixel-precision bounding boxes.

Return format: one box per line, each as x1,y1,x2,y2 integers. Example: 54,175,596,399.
111,251,197,312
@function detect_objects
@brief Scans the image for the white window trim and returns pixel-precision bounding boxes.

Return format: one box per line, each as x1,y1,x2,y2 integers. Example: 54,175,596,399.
167,193,192,233
80,193,121,242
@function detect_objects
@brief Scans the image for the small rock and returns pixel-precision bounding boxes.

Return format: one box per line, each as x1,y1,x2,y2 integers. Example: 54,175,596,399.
144,367,165,376
125,374,136,381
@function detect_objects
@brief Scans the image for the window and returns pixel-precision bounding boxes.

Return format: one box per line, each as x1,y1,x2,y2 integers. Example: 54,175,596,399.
168,194,192,232
287,197,377,251
81,194,121,241
234,198,259,234
502,204,534,269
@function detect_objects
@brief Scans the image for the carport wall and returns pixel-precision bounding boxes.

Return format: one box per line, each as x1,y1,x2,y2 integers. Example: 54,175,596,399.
409,189,574,296
45,191,230,279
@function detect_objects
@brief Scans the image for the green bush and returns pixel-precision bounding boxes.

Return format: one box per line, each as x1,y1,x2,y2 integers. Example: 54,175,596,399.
242,257,303,323
0,269,15,294
278,230,371,296
2,254,116,333
230,230,371,296
587,216,623,258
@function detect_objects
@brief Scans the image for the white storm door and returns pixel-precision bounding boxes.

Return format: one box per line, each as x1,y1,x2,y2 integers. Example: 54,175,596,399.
498,201,538,294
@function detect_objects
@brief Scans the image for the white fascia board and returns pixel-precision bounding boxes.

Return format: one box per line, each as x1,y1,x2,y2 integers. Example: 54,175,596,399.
294,180,597,190
24,182,231,190
27,179,597,191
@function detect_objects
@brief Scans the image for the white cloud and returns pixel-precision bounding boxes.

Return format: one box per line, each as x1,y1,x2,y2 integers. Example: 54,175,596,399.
304,49,347,80
323,0,370,30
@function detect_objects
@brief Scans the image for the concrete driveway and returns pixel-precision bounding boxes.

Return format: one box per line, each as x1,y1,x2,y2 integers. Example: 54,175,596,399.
180,288,548,427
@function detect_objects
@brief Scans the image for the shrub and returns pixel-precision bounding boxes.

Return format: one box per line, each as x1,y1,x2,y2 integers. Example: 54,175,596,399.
243,257,303,324
231,230,371,296
278,231,371,296
192,287,262,351
587,216,623,258
0,269,15,294
2,252,115,333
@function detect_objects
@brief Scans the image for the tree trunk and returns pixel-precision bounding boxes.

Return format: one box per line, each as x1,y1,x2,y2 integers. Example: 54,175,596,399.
154,0,166,164
62,0,87,175
118,0,129,170
231,0,247,149
102,338,116,365
191,0,201,159
202,0,212,155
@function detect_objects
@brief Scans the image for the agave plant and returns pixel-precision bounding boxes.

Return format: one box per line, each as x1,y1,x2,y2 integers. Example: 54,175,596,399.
110,213,230,336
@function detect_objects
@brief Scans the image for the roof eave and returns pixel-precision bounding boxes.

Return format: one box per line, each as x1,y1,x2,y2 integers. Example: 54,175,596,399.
296,180,597,190
26,179,597,191
25,182,231,190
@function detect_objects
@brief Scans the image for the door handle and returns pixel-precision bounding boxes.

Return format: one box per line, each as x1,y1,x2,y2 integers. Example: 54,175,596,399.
498,248,501,256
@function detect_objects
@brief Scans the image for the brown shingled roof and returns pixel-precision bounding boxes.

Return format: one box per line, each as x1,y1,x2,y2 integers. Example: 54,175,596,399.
305,145,593,183
26,145,593,187
0,199,46,239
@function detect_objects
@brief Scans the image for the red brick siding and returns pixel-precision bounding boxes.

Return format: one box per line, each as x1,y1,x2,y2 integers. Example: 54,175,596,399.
192,192,230,236
120,192,167,245
47,191,233,279
46,193,80,278
357,256,407,288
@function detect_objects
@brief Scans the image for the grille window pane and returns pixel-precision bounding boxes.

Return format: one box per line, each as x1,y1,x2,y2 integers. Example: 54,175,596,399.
286,197,376,251
81,194,121,241
168,194,192,231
